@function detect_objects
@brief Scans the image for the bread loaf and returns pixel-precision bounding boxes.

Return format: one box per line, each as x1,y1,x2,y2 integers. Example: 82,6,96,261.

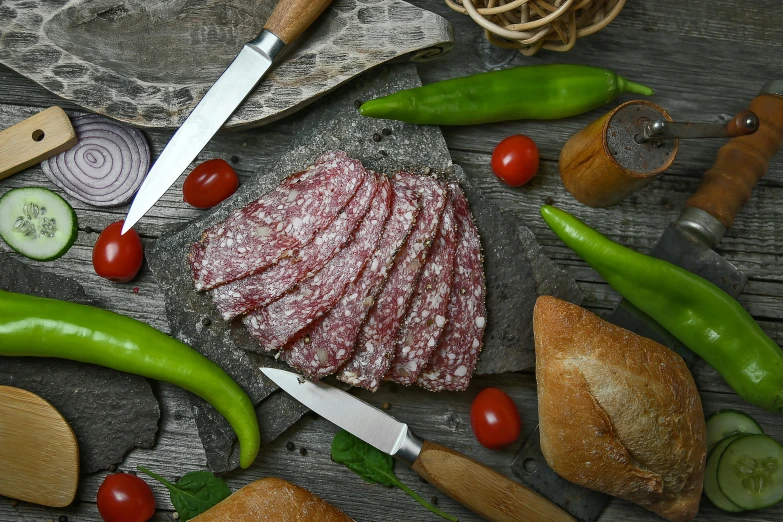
191,477,354,522
533,296,706,522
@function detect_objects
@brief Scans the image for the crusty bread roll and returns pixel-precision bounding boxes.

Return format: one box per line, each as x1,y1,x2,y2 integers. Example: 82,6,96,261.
533,296,706,522
191,477,354,522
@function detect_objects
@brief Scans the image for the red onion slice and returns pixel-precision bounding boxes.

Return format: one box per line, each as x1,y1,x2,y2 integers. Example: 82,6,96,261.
42,114,150,207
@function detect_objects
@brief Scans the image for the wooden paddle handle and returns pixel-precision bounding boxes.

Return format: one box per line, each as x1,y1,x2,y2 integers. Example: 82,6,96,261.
685,92,783,228
0,107,76,181
411,441,575,522
264,0,333,45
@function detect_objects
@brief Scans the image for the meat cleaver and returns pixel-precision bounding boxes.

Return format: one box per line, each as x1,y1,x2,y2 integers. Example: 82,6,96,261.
511,80,783,522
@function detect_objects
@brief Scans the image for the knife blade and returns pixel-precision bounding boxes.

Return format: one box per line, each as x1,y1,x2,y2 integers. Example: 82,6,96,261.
260,367,575,522
122,0,333,234
512,80,783,522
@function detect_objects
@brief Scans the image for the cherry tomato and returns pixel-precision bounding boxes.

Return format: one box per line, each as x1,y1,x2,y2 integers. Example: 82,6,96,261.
183,158,239,209
491,135,540,187
97,472,156,522
470,388,522,450
93,221,144,283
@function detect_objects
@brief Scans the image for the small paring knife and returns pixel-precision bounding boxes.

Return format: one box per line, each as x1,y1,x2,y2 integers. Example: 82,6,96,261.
122,0,334,234
260,367,574,522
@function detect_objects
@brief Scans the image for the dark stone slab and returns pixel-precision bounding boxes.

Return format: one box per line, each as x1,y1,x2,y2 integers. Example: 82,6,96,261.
147,62,579,472
0,254,160,474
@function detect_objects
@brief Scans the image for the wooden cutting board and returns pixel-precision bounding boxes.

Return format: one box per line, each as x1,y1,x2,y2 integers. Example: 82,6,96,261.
0,386,79,507
0,0,453,129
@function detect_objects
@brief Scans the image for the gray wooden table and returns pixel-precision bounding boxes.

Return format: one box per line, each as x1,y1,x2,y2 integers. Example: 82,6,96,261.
1,1,783,521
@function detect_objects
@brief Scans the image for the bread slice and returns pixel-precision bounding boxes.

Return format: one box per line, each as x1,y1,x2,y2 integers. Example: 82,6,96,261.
191,477,354,522
533,296,706,522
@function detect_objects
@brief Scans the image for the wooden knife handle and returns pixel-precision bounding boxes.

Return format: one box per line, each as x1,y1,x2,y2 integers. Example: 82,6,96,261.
685,92,783,228
264,0,333,45
0,107,76,181
411,441,575,522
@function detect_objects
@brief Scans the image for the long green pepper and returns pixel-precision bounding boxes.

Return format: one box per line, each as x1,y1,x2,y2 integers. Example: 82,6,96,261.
0,290,260,467
360,64,654,125
540,206,783,413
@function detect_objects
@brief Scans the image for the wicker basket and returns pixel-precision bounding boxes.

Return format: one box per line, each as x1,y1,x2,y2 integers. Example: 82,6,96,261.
446,0,626,56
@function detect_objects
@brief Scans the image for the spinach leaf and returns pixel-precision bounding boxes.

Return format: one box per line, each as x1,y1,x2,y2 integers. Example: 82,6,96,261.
331,430,457,521
138,466,231,521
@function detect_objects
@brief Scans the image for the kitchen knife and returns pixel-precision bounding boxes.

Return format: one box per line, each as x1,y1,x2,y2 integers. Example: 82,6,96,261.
512,80,783,522
122,0,333,234
260,367,575,522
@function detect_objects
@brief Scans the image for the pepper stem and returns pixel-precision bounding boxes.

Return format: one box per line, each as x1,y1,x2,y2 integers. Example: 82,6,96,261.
621,77,655,96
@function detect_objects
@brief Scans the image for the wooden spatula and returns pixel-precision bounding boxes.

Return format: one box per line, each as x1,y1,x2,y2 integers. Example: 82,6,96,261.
0,385,79,507
0,106,77,181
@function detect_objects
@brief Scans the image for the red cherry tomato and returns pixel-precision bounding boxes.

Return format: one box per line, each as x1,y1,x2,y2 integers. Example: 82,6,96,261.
183,158,239,209
92,221,144,283
97,473,156,522
470,388,522,450
491,135,540,187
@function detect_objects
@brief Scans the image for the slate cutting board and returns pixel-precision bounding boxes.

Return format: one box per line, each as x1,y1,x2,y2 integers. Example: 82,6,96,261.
147,62,581,472
0,0,453,129
0,254,160,474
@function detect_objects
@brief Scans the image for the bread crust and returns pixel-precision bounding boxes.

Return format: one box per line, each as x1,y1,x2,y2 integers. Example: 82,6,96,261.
533,296,706,522
191,477,354,522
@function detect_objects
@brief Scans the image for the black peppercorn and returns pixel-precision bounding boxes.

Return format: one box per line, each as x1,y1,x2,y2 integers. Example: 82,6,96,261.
201,317,211,327
299,447,308,456
286,441,296,451
372,133,382,142
59,516,68,522
354,100,363,109
230,155,240,164
544,196,555,206
430,496,438,505
382,128,392,136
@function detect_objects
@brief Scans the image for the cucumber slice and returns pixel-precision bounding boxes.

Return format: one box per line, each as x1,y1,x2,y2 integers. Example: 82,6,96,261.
717,434,783,510
0,188,77,261
704,435,746,512
706,409,764,452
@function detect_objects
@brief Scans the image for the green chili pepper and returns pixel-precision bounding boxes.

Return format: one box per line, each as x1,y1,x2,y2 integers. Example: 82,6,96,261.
360,64,654,125
0,290,260,467
540,205,783,413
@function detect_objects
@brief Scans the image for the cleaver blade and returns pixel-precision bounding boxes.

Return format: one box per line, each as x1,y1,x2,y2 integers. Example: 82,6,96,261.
512,79,783,522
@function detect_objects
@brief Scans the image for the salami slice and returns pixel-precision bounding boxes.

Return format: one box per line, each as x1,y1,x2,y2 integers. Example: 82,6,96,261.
244,179,393,351
210,173,379,320
284,185,420,379
338,172,448,391
189,151,365,291
386,195,457,384
417,185,486,392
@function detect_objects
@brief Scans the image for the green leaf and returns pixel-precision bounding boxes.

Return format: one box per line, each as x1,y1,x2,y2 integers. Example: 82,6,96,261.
138,466,231,521
331,430,458,522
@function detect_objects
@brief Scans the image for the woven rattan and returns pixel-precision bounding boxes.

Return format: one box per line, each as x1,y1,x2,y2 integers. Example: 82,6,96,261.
446,0,626,56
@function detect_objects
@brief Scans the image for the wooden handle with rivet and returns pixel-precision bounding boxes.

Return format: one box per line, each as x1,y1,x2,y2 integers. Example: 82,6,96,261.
264,0,333,45
0,107,77,181
685,89,783,228
411,441,575,522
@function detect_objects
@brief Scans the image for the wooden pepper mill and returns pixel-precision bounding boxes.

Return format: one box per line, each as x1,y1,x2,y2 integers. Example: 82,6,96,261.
559,100,760,207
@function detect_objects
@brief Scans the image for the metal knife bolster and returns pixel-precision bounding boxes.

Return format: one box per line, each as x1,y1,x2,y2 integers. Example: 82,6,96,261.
676,206,727,249
393,426,425,464
249,30,287,61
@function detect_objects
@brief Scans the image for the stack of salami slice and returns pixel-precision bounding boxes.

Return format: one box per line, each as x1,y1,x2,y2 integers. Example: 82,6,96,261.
188,151,486,391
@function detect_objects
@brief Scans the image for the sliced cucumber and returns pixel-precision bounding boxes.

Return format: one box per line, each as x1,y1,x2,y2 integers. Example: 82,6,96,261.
717,434,783,510
706,409,764,452
0,188,77,261
704,435,746,512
